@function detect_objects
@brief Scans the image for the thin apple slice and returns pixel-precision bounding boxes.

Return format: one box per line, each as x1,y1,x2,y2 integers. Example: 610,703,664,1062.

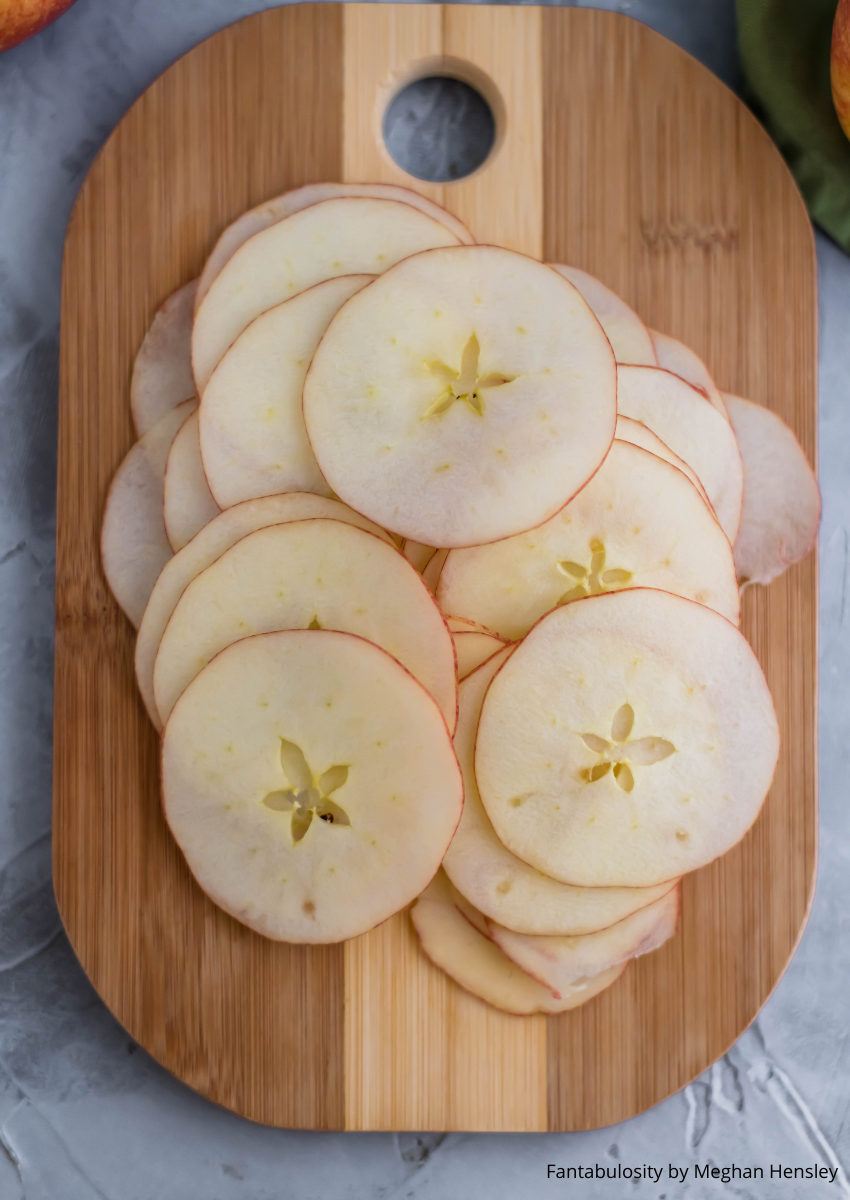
411,870,626,1015
153,518,457,731
490,886,679,998
195,182,474,310
163,410,221,551
200,275,372,509
444,649,677,935
549,265,656,365
446,615,496,635
437,440,739,640
475,589,779,888
650,330,729,420
724,392,820,586
615,415,712,511
101,399,196,628
454,631,507,680
192,197,461,393
163,629,462,943
403,540,438,572
304,246,617,547
136,494,394,731
422,547,450,594
131,281,197,436
617,365,743,543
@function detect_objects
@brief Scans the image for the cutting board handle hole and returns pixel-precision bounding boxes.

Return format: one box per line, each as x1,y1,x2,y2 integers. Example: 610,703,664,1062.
379,58,503,183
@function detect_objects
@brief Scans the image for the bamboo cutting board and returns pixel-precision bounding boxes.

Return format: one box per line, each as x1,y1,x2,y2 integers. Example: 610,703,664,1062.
54,4,817,1131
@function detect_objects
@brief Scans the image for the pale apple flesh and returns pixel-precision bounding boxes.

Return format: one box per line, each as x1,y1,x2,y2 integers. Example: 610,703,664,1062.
195,182,474,311
303,245,617,547
162,630,463,943
163,410,221,551
444,649,678,935
192,197,462,393
437,439,740,640
136,493,395,731
549,265,656,366
411,870,627,1015
649,330,729,421
454,631,507,680
153,518,458,731
475,589,779,888
723,393,820,586
490,885,679,998
615,415,713,511
131,280,197,436
101,399,196,628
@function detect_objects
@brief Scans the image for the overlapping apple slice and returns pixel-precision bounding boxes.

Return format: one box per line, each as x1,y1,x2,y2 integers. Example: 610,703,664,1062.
195,182,474,311
304,246,617,547
163,410,221,551
650,330,729,420
475,589,779,888
131,280,197,436
136,494,394,731
444,649,677,935
403,540,438,572
162,629,462,943
489,886,679,999
200,275,372,508
617,365,743,542
411,870,626,1014
549,265,656,366
437,440,739,640
192,197,462,393
101,398,196,627
724,393,820,587
614,415,712,510
153,518,457,731
454,630,507,680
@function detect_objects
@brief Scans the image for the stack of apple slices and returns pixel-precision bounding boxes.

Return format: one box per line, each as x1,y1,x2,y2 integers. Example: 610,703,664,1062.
102,182,818,1017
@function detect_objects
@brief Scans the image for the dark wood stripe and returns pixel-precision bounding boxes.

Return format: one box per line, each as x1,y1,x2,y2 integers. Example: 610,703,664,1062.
542,6,816,1131
55,4,346,1129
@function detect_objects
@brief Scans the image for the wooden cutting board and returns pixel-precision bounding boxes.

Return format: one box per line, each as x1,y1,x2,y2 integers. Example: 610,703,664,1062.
54,4,817,1132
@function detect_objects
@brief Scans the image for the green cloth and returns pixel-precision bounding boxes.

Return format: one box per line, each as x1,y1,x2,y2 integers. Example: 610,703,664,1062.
737,0,850,250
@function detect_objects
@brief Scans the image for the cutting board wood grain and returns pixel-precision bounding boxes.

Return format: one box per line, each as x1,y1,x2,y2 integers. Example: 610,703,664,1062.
54,4,817,1132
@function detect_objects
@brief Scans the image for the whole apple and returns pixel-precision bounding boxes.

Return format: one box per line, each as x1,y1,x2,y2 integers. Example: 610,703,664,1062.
0,0,77,52
833,0,850,140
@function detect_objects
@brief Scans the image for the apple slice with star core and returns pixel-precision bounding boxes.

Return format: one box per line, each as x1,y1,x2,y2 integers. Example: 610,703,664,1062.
437,439,739,640
411,870,626,1014
475,589,779,888
136,493,394,731
304,245,617,547
162,629,462,943
192,197,461,393
195,182,473,310
443,649,678,935
153,518,457,730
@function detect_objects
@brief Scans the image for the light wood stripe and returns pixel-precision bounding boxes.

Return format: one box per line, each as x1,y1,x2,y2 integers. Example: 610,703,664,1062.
341,3,547,1132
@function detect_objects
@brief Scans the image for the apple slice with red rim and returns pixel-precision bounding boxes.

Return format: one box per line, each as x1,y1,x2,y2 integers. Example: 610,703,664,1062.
304,245,617,547
649,330,729,421
489,885,679,999
163,410,221,551
444,649,678,935
475,588,779,888
411,870,627,1014
549,265,656,366
195,182,474,311
163,630,462,943
131,280,197,436
724,392,820,586
617,365,743,543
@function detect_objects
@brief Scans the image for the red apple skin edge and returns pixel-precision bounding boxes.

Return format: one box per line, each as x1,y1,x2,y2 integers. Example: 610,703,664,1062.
0,0,77,52
833,0,850,140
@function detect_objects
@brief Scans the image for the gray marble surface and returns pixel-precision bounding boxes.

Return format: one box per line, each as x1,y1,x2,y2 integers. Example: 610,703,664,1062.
0,0,847,1195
